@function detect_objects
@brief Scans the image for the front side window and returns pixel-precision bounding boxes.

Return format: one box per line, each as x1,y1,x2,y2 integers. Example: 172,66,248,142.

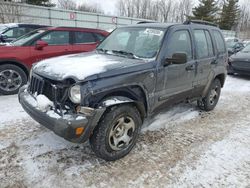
12,29,46,46
3,27,27,38
40,31,69,45
74,32,96,44
97,27,165,59
167,30,192,60
213,30,226,53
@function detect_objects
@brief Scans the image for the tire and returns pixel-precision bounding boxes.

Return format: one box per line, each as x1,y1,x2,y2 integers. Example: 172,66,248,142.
0,64,27,95
197,78,221,111
90,104,142,161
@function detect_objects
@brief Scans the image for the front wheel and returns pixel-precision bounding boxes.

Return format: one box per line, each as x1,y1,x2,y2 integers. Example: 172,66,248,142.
0,64,27,95
197,78,221,111
90,104,142,161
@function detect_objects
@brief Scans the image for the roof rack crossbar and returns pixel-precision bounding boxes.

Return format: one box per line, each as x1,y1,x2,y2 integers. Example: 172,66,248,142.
183,20,218,27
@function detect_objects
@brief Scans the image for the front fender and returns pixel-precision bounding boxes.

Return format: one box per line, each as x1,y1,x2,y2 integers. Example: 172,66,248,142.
99,96,146,120
100,96,134,108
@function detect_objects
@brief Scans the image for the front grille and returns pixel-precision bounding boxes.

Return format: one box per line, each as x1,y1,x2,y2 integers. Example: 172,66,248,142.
28,74,70,104
29,74,45,94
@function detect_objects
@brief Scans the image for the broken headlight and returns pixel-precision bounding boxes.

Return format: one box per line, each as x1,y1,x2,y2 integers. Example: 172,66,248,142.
69,85,81,104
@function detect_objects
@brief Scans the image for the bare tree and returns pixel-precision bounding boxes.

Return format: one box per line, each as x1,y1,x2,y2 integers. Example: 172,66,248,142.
78,3,104,14
116,0,194,23
179,0,193,22
57,0,77,10
0,1,22,23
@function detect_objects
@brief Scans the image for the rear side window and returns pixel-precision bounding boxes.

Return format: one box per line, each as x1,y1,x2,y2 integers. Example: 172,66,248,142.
213,30,226,53
194,30,209,59
205,30,214,56
168,30,192,60
74,32,96,44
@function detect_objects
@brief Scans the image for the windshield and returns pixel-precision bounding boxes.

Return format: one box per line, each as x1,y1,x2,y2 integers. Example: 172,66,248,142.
226,41,236,48
242,45,250,53
97,27,165,59
0,25,7,33
12,29,46,46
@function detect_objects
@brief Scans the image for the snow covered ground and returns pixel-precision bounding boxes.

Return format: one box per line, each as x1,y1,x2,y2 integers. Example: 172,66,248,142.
0,75,250,187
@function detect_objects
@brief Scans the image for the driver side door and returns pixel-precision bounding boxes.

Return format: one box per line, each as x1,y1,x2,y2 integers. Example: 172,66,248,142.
155,28,196,108
29,30,73,63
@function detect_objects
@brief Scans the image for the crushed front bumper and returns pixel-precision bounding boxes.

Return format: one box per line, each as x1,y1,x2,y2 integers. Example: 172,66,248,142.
18,85,105,143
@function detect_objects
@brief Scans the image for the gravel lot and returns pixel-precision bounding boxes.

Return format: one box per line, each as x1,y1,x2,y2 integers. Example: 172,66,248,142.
0,75,250,188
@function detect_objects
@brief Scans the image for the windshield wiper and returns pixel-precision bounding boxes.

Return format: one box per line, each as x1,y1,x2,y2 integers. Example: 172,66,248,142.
111,50,137,59
96,48,107,54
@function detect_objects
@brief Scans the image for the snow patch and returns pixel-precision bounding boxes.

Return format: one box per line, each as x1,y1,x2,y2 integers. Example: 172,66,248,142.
0,95,29,126
142,105,199,132
34,53,121,80
36,95,54,112
102,98,130,106
170,124,250,187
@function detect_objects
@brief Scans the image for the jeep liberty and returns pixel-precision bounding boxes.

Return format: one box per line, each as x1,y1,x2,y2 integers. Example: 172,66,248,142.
19,21,227,161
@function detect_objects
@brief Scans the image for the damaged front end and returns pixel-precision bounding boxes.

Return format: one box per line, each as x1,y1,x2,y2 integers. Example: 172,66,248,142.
18,73,105,143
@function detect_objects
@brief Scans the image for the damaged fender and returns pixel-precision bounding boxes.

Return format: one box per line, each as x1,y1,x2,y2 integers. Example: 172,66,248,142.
100,96,134,107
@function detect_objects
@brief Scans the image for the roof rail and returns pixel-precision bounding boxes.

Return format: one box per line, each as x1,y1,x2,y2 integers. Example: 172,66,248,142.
183,20,218,27
137,21,158,24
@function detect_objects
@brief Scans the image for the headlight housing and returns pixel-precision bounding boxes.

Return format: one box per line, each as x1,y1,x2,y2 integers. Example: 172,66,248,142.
29,67,33,81
69,85,81,104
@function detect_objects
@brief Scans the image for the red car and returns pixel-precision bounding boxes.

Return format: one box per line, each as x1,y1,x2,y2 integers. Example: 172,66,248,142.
0,27,109,95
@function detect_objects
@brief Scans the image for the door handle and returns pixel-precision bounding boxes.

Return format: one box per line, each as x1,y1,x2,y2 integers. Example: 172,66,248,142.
186,64,195,71
211,59,218,64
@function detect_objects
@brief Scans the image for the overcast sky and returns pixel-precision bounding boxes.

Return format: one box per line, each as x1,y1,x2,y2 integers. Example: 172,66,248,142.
53,0,246,16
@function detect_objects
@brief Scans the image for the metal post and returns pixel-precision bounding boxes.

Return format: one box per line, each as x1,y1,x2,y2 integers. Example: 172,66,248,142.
97,14,99,29
48,8,52,26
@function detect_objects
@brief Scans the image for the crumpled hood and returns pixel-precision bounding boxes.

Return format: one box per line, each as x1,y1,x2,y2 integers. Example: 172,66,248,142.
33,52,150,81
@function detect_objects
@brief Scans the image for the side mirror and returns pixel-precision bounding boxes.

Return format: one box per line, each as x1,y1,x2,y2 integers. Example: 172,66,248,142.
35,40,48,50
0,34,7,42
165,53,187,65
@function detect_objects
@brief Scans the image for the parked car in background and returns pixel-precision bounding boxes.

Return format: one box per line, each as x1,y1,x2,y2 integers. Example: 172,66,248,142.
228,44,250,75
226,41,245,56
0,27,109,95
225,37,240,43
243,39,250,47
0,23,48,43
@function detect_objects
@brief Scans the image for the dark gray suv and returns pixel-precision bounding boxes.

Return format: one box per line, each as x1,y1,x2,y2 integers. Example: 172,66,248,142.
19,20,228,161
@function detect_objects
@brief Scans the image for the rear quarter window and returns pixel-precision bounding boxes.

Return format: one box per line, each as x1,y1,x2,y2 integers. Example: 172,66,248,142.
74,32,96,44
94,33,105,42
212,30,226,53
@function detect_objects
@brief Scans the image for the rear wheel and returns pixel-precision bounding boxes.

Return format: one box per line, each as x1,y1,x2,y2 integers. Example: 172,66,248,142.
90,104,142,161
197,78,221,111
0,64,27,95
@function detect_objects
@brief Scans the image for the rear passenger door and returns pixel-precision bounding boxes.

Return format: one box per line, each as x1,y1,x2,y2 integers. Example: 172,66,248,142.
192,29,215,95
72,31,99,53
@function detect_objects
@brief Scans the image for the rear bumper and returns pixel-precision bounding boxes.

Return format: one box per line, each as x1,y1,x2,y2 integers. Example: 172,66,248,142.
18,85,105,143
